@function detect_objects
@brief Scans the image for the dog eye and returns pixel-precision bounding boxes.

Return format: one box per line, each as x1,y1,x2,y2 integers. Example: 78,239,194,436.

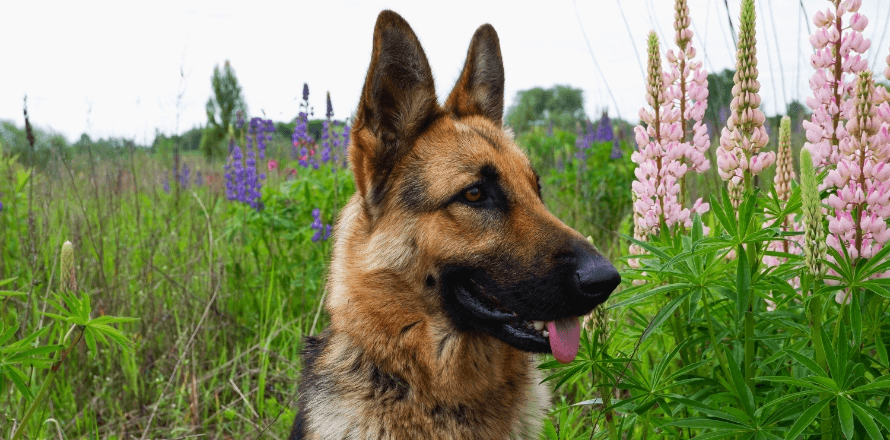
463,186,485,203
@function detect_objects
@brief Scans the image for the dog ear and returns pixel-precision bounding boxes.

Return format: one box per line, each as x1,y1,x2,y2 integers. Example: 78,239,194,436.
350,10,439,204
444,24,505,124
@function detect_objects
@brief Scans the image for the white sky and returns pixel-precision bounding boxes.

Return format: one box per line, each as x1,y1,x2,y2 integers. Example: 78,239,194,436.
3,0,890,144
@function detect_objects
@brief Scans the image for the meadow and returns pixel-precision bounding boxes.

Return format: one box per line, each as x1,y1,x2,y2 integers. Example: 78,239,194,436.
3,0,890,438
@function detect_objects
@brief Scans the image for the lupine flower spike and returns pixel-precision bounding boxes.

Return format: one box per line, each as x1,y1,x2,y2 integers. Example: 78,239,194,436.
803,0,871,172
825,71,890,303
800,148,827,281
717,0,774,208
666,0,711,178
629,31,709,271
293,83,314,166
763,116,802,309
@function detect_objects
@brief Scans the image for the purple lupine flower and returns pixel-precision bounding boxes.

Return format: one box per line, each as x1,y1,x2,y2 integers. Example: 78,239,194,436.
310,208,333,242
163,172,171,193
609,138,622,160
293,83,314,162
195,171,203,187
320,92,334,163
593,112,614,142
179,163,190,189
0,201,3,212
223,117,273,211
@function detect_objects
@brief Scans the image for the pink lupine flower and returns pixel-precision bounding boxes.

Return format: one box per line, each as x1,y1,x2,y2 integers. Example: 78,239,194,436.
629,31,709,273
823,72,890,304
665,0,711,179
717,0,775,207
267,159,278,171
802,0,872,173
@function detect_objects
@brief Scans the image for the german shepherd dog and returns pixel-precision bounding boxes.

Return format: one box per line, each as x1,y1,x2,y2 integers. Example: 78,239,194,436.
290,10,620,439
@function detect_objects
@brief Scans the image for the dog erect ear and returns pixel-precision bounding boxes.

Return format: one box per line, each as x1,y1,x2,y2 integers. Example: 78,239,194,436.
350,10,439,203
444,24,505,124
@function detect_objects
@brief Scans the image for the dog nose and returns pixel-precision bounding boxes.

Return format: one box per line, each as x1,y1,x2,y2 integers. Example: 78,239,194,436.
576,250,621,300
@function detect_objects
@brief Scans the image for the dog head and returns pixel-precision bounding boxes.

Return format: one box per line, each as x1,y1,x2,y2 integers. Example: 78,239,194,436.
345,10,620,364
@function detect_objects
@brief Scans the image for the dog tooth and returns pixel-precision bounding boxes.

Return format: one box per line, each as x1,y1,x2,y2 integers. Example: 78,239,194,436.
542,330,549,338
533,320,544,331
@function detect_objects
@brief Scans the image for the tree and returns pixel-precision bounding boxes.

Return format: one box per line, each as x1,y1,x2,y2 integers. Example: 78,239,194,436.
506,85,586,133
705,68,734,130
200,61,247,162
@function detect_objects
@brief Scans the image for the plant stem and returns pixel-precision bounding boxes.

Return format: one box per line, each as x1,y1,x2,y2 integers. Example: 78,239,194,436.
703,291,733,381
809,291,830,440
12,326,84,440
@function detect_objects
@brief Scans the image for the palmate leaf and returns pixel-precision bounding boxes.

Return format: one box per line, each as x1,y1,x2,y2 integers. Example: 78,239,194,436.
722,345,755,417
639,287,694,345
607,283,693,309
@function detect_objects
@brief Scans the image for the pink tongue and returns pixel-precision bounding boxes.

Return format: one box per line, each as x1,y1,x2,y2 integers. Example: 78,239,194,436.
546,317,581,364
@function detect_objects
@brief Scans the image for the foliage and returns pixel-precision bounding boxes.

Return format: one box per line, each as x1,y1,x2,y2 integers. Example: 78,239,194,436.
506,85,586,133
200,60,248,162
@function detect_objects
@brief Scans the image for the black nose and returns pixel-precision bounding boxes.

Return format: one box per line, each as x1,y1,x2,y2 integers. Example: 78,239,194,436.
576,250,621,300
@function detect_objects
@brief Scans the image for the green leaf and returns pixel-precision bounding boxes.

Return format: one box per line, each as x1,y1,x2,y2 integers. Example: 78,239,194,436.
836,397,854,439
847,398,884,440
639,288,692,345
607,283,694,309
784,349,829,378
849,399,890,433
784,396,832,440
668,417,746,430
850,380,890,394
723,345,755,417
671,398,746,425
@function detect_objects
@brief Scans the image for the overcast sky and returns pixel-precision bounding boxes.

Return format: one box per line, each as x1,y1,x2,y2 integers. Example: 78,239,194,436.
3,0,890,144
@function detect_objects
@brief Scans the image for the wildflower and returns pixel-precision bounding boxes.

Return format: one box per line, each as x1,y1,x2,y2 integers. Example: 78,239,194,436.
311,208,332,242
593,112,614,142
774,116,795,202
267,160,278,171
824,71,890,302
178,163,190,189
0,201,3,212
60,241,75,292
666,0,711,175
802,0,871,172
717,0,774,207
293,83,314,163
163,172,171,194
629,31,709,269
763,117,803,308
609,137,622,160
195,171,203,187
321,92,334,163
225,116,274,211
800,148,826,280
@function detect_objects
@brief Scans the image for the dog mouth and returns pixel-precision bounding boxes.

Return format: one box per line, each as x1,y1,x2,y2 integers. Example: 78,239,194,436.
453,281,583,364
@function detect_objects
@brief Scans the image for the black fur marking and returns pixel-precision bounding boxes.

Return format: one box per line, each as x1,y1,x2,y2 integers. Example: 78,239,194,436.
437,332,454,359
470,126,501,152
369,365,410,401
289,330,332,440
425,275,436,287
429,403,471,428
400,320,421,335
533,169,543,201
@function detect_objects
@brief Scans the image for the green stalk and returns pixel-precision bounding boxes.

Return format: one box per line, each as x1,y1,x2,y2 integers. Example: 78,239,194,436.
12,326,84,440
702,291,733,381
808,290,830,440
